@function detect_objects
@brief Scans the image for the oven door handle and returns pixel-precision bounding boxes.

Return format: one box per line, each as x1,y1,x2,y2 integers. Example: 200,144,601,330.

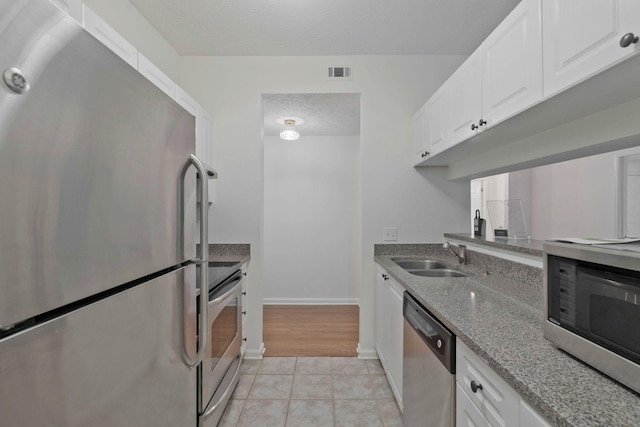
203,356,242,418
209,276,242,306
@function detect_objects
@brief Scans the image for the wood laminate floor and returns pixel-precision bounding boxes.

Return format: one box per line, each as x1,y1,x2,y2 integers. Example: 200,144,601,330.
263,305,359,357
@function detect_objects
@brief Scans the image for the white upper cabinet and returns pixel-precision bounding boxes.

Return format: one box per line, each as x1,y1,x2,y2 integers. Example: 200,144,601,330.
138,53,177,100
426,85,451,157
449,49,482,146
81,5,138,68
481,0,543,127
542,0,640,98
411,103,428,163
50,0,82,24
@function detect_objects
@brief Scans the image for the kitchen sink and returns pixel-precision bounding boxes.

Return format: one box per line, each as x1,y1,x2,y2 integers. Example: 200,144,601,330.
409,269,468,278
391,258,467,278
393,260,448,270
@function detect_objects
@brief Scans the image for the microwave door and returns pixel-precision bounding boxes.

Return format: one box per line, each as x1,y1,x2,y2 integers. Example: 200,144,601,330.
577,268,640,362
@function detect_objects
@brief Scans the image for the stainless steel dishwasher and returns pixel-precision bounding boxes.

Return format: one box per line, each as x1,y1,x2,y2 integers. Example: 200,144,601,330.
402,292,456,427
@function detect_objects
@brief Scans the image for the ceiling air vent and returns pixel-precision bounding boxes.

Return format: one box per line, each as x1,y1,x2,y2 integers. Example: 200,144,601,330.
328,66,352,80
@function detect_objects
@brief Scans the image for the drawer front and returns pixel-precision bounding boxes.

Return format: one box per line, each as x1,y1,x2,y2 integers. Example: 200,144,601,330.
456,340,519,427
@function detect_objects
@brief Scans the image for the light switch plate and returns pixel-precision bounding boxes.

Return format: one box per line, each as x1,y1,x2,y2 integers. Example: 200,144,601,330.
383,227,397,241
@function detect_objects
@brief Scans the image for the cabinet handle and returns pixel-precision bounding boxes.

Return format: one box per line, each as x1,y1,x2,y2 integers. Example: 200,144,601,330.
560,308,567,313
421,151,430,158
620,33,639,48
478,119,487,127
242,272,247,276
471,123,478,131
242,291,247,295
470,380,483,393
559,288,567,294
242,310,247,315
243,337,247,342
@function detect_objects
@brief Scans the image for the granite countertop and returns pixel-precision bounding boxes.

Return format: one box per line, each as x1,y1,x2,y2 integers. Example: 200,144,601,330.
444,232,545,257
374,253,640,427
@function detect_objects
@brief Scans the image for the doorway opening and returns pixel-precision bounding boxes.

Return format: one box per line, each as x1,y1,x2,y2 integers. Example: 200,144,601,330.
261,93,362,356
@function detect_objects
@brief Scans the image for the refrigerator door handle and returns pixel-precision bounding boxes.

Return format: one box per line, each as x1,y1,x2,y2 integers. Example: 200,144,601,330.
185,154,209,368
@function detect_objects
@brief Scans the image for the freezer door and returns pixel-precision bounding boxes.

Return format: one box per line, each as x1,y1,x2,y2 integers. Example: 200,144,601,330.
0,0,197,327
0,264,198,426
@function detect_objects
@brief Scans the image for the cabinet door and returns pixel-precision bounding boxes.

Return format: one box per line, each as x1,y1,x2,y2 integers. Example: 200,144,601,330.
456,340,520,427
481,0,542,127
375,270,389,365
456,384,490,427
542,0,640,98
520,400,552,427
411,103,428,164
426,85,451,157
82,5,138,68
388,280,404,404
449,49,482,146
138,53,176,100
50,0,82,24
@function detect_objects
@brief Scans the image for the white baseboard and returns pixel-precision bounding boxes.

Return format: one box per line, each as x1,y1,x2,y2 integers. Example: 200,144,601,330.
263,298,359,305
243,342,265,360
356,343,378,359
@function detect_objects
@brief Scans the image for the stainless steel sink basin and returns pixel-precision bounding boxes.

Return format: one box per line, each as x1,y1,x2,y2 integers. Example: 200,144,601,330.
409,269,468,278
393,260,447,270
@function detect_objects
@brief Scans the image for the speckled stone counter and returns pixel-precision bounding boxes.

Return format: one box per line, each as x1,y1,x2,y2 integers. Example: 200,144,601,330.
374,244,640,427
444,232,544,257
207,243,250,264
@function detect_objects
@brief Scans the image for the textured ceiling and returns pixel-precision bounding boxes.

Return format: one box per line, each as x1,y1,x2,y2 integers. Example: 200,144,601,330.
130,0,521,56
263,94,361,137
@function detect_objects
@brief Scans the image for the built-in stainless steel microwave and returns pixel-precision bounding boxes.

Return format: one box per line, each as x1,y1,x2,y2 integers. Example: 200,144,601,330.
544,241,640,394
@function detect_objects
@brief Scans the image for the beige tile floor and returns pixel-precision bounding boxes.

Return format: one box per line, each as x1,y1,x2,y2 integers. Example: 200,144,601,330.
219,357,403,427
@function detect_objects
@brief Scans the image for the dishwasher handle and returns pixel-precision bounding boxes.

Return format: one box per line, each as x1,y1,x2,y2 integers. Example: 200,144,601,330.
403,292,455,373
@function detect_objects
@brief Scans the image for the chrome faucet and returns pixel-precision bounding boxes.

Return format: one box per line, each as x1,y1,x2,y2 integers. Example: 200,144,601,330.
443,242,467,265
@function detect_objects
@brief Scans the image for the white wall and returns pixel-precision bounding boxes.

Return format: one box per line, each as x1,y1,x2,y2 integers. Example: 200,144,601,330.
178,55,471,357
83,0,180,80
529,146,640,239
263,135,360,304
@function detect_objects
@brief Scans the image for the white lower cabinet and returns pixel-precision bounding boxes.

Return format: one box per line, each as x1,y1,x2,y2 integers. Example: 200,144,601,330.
457,383,489,427
456,339,551,427
240,263,248,356
374,265,403,407
519,400,552,427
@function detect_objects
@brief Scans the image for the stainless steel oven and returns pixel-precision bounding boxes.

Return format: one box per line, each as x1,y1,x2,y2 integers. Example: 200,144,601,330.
544,241,640,394
199,268,243,427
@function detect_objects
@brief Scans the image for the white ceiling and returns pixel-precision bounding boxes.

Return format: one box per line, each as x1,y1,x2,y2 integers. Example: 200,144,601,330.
263,94,361,137
130,0,521,56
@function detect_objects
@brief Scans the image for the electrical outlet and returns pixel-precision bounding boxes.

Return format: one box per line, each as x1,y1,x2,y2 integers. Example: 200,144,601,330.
383,227,397,241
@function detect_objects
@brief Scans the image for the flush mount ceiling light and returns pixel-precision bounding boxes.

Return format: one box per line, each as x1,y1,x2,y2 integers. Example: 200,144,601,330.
276,117,304,141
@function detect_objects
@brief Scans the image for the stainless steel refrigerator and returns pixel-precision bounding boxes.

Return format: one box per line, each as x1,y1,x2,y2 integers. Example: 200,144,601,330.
0,1,210,425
